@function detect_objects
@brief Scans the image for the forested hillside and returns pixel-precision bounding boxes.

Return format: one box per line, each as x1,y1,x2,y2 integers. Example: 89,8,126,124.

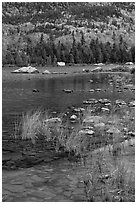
2,2,135,66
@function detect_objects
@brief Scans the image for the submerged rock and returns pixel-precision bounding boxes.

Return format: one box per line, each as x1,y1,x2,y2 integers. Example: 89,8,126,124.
89,89,94,92
99,99,111,104
74,108,85,113
89,79,93,83
95,88,101,92
79,129,94,136
12,66,39,74
83,68,89,73
33,89,39,93
63,89,73,93
83,100,92,105
88,98,98,104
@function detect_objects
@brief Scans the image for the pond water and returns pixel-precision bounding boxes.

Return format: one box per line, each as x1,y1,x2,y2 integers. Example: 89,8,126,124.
2,71,134,138
2,70,135,202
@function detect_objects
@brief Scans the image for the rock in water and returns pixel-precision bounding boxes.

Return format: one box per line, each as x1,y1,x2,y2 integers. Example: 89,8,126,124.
79,129,94,136
42,70,51,74
11,66,39,74
63,89,73,93
33,89,39,93
57,62,65,66
70,115,77,120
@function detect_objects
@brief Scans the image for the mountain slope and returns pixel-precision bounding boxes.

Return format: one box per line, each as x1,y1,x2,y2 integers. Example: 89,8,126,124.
2,2,135,66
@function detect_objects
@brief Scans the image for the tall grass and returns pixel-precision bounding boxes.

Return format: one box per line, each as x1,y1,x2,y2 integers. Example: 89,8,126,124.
14,104,134,201
20,110,48,144
83,150,135,202
18,109,75,152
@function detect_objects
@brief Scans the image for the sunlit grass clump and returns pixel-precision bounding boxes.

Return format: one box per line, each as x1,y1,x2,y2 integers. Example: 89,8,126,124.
20,110,48,144
19,110,74,152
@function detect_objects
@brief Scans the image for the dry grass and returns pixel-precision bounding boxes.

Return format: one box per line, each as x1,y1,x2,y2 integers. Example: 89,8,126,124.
15,104,134,201
83,149,135,202
18,109,74,152
20,110,48,144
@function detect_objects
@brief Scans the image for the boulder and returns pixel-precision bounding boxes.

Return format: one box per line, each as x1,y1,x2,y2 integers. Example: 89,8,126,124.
83,68,89,72
101,107,110,112
115,99,126,106
42,70,51,74
125,62,134,65
83,100,92,105
79,129,94,136
57,62,65,66
12,66,39,74
92,67,102,72
89,89,94,92
63,89,73,93
70,115,77,120
97,63,104,66
95,88,101,92
88,98,98,104
89,79,93,83
94,63,104,66
99,99,111,104
33,89,39,93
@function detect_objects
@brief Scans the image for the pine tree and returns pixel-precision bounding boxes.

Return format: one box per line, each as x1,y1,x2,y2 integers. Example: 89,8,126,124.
5,51,15,65
56,41,61,61
80,31,85,46
130,46,135,62
69,52,74,64
15,52,23,66
47,55,52,65
53,55,57,65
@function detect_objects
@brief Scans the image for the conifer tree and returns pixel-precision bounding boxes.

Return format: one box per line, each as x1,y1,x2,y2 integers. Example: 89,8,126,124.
80,30,85,46
15,52,23,66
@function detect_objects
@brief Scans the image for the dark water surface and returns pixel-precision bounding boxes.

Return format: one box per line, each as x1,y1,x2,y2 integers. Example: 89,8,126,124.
2,71,134,138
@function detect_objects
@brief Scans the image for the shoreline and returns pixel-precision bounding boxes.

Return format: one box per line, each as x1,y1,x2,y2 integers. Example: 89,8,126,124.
2,64,133,83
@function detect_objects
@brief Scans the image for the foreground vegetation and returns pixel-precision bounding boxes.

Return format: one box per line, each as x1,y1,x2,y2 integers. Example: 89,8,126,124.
14,99,135,201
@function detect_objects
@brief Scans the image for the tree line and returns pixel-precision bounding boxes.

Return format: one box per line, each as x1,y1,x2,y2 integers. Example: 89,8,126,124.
3,31,135,67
